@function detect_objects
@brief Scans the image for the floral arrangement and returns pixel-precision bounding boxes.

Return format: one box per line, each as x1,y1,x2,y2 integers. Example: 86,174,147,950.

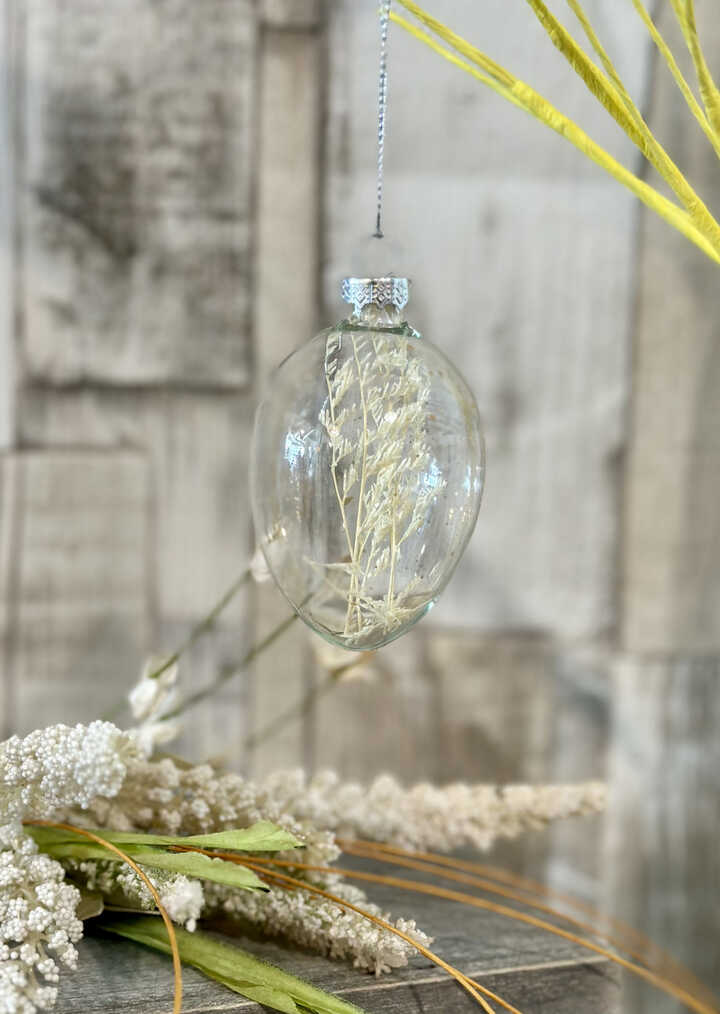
3,2,720,1011
1,564,716,1014
0,643,605,1013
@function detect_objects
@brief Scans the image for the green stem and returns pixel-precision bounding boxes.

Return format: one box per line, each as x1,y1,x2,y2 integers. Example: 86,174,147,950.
242,660,359,755
149,570,252,681
102,569,252,721
164,610,300,722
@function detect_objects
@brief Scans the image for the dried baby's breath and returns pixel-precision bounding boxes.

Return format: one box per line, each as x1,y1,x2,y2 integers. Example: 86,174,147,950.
319,333,439,644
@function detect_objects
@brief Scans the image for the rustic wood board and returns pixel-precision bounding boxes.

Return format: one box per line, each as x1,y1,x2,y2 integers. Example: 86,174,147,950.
17,388,254,765
604,655,720,1013
19,0,256,387
621,3,720,653
0,0,13,451
56,871,620,1013
0,450,149,734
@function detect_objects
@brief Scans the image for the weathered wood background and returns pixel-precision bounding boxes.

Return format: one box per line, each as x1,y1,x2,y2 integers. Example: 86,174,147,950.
1,0,718,1009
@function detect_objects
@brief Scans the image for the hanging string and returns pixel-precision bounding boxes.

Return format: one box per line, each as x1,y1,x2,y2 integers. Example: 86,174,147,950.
374,0,392,238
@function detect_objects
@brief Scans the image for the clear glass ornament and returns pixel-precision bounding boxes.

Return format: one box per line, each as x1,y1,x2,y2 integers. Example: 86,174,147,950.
251,277,485,650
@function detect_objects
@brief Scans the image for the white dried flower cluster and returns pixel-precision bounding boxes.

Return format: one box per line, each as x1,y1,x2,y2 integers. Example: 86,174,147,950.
0,723,140,823
257,770,608,852
250,546,271,584
126,659,181,758
71,754,433,974
319,332,438,645
67,860,203,932
0,823,82,1014
84,757,340,870
204,877,431,976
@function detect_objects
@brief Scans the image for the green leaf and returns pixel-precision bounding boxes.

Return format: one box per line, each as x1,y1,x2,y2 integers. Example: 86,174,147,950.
101,916,366,1014
180,822,303,852
126,849,267,891
34,840,267,892
28,821,300,853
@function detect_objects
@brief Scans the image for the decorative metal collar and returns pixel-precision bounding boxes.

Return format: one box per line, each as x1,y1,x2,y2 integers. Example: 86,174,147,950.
341,277,410,314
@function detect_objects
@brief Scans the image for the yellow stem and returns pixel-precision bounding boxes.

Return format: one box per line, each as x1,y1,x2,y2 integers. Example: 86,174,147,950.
391,2,720,265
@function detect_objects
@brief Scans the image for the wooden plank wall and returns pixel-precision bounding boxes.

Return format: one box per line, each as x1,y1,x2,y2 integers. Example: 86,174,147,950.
1,1,719,1009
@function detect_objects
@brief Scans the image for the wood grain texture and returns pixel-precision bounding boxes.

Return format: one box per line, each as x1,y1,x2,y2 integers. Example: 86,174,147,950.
622,4,720,653
0,450,149,732
0,0,14,449
254,26,322,388
55,870,620,1013
247,21,324,778
605,656,720,1012
260,0,322,29
325,0,648,638
18,387,254,765
20,0,256,388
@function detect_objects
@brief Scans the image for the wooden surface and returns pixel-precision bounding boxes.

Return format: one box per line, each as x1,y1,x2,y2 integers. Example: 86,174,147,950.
56,868,620,1014
1,2,719,1011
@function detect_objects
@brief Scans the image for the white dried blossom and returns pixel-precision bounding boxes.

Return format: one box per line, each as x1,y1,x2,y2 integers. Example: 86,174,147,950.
67,859,203,932
82,757,339,870
0,823,82,1014
310,639,376,684
126,659,181,758
317,332,438,645
204,877,431,976
0,723,140,823
255,770,607,853
250,546,271,584
71,755,436,975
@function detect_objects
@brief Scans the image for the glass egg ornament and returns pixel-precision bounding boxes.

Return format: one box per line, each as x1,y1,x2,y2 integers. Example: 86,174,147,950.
250,277,485,651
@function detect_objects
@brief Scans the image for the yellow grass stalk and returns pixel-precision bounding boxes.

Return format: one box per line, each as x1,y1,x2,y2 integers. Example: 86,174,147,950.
525,0,718,222
391,0,720,264
670,0,720,134
630,0,720,160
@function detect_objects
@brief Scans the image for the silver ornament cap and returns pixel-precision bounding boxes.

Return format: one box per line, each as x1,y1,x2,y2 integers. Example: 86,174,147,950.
341,277,410,315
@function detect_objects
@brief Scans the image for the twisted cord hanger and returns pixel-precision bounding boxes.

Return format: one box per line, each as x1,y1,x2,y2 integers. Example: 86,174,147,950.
374,0,392,238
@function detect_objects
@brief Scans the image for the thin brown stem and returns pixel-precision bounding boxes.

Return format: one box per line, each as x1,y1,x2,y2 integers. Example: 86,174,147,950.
185,847,717,1014
28,820,182,1014
230,860,512,1014
344,840,716,1007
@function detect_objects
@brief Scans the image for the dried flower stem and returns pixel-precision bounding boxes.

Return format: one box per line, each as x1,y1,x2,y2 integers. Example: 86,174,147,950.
352,841,717,1008
212,852,717,1014
149,570,251,682
321,333,435,643
164,609,298,722
29,820,182,1014
340,840,718,1007
241,657,368,754
226,859,513,1014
